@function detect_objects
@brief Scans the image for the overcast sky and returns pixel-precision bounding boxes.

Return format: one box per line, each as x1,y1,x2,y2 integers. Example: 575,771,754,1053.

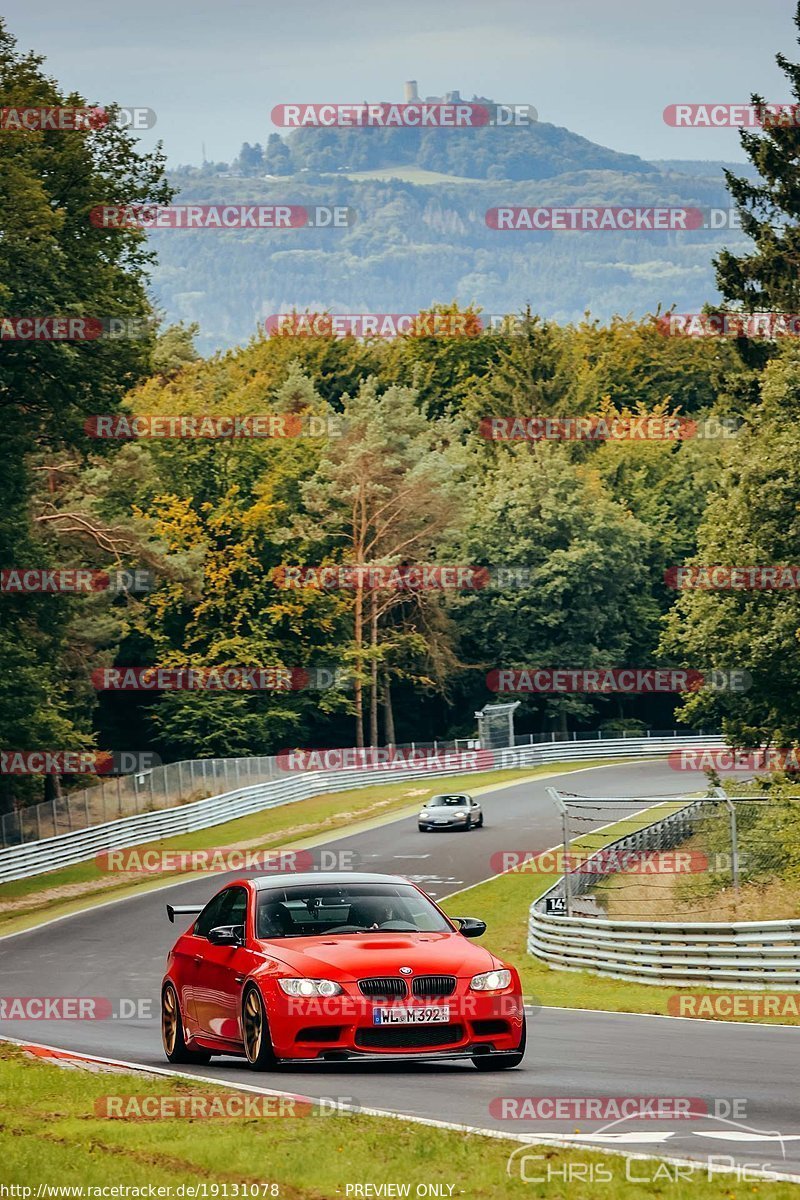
4,0,796,165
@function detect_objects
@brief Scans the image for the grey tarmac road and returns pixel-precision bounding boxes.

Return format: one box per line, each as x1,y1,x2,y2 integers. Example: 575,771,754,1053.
1,760,798,1181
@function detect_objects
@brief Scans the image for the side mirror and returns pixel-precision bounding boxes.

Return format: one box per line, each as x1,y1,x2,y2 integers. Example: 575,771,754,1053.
208,924,244,946
454,917,486,938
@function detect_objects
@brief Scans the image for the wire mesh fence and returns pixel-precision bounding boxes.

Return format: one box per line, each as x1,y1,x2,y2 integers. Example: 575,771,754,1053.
550,788,799,921
0,756,280,848
512,728,713,746
0,728,714,850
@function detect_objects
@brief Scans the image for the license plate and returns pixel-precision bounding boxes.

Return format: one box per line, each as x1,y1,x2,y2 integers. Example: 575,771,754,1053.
373,1006,450,1025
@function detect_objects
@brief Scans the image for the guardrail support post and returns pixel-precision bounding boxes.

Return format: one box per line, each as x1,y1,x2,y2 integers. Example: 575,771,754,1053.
561,808,572,916
548,787,572,917
714,787,740,893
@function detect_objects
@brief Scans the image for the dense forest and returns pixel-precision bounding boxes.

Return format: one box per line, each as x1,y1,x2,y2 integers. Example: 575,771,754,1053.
3,11,800,811
153,120,756,354
153,165,749,355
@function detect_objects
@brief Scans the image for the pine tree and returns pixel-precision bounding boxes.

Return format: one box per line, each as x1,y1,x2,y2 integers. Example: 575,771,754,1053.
715,4,800,314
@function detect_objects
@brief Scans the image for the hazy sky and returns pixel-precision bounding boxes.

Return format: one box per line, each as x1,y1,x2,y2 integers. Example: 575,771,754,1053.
4,0,796,165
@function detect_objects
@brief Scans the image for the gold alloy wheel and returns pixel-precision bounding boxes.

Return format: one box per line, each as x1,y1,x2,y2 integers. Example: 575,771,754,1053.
162,985,178,1055
243,988,263,1061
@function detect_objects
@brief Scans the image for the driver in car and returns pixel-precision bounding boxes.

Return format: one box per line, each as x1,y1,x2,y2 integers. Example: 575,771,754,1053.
351,899,397,929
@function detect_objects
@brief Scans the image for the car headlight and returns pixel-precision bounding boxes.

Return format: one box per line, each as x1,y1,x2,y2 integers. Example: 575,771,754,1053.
470,969,511,992
453,812,468,821
278,978,343,997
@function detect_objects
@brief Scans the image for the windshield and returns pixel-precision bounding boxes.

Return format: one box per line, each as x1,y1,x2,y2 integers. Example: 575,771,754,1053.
256,882,453,939
428,794,469,807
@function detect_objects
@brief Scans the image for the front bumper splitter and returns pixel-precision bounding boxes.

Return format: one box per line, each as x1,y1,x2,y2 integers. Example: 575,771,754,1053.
278,1045,501,1064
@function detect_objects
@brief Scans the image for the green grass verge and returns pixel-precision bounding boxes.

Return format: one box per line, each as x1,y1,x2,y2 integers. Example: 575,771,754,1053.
440,804,800,1027
1,1042,795,1197
0,760,621,937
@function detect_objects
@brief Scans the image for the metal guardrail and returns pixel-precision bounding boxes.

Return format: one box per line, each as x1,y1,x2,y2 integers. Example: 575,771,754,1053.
0,728,712,849
0,755,282,849
528,795,800,989
0,734,724,885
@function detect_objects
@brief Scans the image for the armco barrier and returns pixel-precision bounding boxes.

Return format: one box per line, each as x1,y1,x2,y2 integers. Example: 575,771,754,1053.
528,794,800,989
0,729,718,848
0,734,723,885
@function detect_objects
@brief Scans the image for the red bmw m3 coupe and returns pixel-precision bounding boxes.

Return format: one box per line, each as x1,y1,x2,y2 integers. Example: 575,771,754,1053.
162,872,526,1070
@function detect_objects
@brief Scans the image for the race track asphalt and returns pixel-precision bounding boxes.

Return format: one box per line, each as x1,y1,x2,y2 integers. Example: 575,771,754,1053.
2,760,797,1180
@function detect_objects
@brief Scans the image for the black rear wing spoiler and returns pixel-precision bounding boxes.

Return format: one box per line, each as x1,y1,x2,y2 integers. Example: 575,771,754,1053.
167,903,204,924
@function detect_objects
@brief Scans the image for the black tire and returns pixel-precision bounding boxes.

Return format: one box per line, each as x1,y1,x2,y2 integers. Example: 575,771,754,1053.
242,984,280,1070
472,1015,526,1070
476,813,484,828
418,825,428,832
161,982,211,1065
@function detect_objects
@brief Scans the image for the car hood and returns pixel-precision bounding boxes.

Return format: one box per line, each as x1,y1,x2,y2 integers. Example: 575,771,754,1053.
253,931,501,979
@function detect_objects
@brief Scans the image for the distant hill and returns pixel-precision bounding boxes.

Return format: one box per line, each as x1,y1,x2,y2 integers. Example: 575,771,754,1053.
277,120,658,182
152,127,748,354
649,159,761,182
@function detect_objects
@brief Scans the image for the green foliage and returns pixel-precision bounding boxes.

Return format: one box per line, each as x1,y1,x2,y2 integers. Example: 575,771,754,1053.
661,346,800,745
278,120,657,182
3,300,739,776
715,3,800,314
10,13,800,798
0,19,172,808
146,170,749,356
152,322,201,378
454,442,659,729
